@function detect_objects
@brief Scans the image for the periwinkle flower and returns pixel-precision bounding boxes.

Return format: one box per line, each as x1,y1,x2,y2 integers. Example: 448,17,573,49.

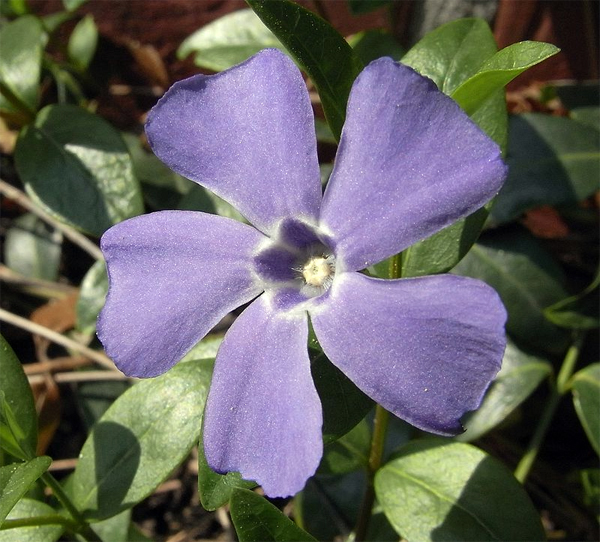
98,49,508,497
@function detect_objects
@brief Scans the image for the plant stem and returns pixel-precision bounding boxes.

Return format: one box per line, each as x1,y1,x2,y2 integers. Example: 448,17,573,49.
0,307,117,371
0,515,77,530
514,332,585,483
40,472,102,541
355,405,390,541
0,179,104,261
354,253,401,541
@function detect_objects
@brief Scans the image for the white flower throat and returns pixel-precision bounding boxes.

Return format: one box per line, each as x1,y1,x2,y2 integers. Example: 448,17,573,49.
301,255,335,287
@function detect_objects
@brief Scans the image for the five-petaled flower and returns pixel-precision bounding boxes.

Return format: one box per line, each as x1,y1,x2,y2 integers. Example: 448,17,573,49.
98,49,508,498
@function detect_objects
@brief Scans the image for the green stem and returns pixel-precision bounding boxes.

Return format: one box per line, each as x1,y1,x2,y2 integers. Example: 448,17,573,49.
355,405,390,542
40,472,101,541
0,515,77,530
353,253,401,541
514,332,586,483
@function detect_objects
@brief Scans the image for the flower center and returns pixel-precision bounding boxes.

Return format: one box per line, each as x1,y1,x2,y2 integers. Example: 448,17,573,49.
301,255,335,288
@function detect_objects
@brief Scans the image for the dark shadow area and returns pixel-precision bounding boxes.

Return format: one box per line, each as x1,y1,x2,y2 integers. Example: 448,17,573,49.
90,420,141,520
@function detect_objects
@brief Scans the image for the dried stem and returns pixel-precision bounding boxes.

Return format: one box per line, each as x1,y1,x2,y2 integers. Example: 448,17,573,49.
0,179,104,261
0,307,117,371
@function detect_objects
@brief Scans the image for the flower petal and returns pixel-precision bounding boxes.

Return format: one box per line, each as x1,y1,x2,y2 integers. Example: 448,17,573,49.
310,272,506,435
98,211,264,377
146,49,321,235
203,295,322,498
320,59,507,271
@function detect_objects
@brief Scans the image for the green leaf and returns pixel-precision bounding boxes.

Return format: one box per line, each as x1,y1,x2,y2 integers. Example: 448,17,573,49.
0,457,52,524
400,207,489,277
376,440,545,541
68,14,98,70
580,469,600,513
178,9,284,72
451,41,559,116
181,335,223,363
402,18,497,96
458,339,552,441
91,509,131,542
297,471,397,541
63,0,87,11
571,364,600,455
347,29,404,65
0,16,45,114
570,106,600,131
15,104,144,237
318,418,370,475
0,335,37,459
4,214,62,282
310,352,373,445
544,268,600,329
178,184,245,222
197,429,255,511
122,132,191,210
491,113,600,225
230,488,317,542
76,260,108,336
0,498,64,542
74,379,130,432
72,360,212,520
247,0,363,140
397,19,507,277
453,229,570,353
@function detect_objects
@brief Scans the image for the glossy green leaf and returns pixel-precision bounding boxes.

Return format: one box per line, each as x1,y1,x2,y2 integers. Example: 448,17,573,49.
178,184,245,222
74,379,130,432
318,418,370,475
544,268,600,329
452,41,559,116
15,105,144,237
0,457,52,524
571,364,600,455
230,488,317,542
68,14,98,70
347,29,404,65
310,352,373,445
397,19,507,277
376,440,545,541
197,428,255,511
0,335,37,459
453,229,570,353
400,207,489,277
0,16,45,114
76,260,108,336
458,339,552,441
0,498,64,542
181,335,223,363
401,18,497,95
72,360,212,520
91,509,131,542
178,9,284,72
491,113,600,225
247,0,363,140
122,132,190,210
4,214,62,282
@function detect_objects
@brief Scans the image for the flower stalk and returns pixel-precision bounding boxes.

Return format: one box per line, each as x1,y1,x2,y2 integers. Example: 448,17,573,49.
354,253,402,541
514,331,586,483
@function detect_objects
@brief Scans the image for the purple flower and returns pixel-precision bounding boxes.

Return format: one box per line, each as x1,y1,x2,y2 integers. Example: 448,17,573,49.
98,49,507,498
